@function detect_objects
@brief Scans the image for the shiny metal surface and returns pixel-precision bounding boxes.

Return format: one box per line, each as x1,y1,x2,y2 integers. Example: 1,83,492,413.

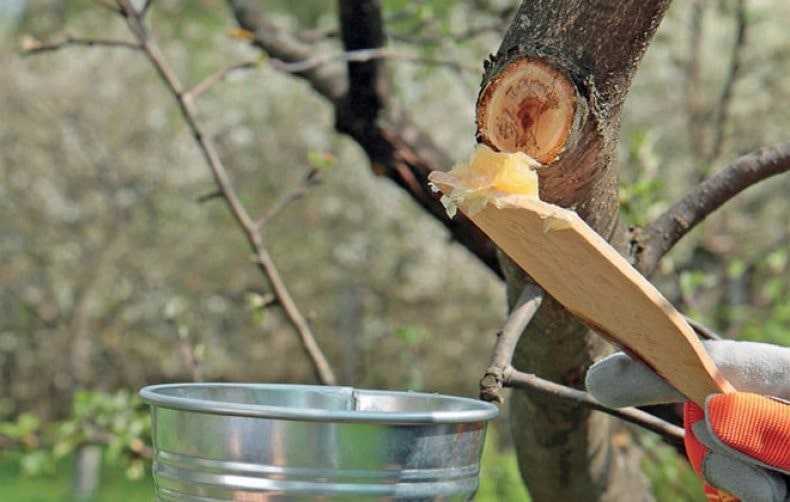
141,383,498,501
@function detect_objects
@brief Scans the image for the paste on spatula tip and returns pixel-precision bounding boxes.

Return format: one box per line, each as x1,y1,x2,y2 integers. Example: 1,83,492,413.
428,144,541,218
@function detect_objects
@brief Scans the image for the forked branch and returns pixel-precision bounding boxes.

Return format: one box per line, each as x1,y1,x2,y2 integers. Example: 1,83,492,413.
636,142,790,275
480,283,544,402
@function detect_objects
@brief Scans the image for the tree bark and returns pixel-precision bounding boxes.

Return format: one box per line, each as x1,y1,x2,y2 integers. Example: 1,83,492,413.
479,2,671,500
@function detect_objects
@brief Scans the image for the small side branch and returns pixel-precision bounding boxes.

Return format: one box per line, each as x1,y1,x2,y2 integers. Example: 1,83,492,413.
685,315,721,341
271,47,478,76
708,0,748,164
20,34,140,55
183,59,260,103
480,283,544,402
636,142,790,274
256,168,320,228
506,369,685,444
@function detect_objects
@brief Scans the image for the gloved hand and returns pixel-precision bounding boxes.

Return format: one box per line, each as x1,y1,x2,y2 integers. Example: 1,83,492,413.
586,340,790,502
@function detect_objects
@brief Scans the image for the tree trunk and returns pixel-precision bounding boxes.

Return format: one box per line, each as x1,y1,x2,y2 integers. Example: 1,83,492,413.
478,1,672,500
227,1,677,499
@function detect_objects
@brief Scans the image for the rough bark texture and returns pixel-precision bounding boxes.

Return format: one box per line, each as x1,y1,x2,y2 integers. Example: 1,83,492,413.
481,2,672,500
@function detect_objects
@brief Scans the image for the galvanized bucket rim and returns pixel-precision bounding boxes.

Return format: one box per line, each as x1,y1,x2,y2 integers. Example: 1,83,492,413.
140,383,499,424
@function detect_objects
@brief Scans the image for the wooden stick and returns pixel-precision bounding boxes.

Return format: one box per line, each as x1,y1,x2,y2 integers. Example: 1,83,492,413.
461,196,734,405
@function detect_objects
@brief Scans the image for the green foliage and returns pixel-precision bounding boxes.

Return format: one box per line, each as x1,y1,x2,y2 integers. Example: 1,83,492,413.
620,129,665,227
306,150,337,171
393,325,428,347
0,452,152,502
640,435,703,502
0,391,151,480
620,178,665,227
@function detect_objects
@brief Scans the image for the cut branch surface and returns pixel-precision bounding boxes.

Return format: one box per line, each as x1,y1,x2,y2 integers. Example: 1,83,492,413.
477,58,577,164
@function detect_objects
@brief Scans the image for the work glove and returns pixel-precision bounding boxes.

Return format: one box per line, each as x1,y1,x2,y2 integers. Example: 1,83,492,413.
586,340,790,502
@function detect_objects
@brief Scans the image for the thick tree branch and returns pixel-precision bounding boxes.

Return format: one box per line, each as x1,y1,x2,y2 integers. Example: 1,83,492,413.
107,0,337,385
482,2,674,500
226,0,502,277
480,283,544,403
635,142,790,275
505,369,684,445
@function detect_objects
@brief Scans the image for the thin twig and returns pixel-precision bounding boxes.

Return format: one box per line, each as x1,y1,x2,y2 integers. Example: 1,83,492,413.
20,35,140,55
184,59,260,103
196,190,223,204
506,368,685,444
480,283,544,402
271,47,479,75
708,0,748,164
256,168,320,228
684,315,722,341
140,0,154,17
635,142,790,275
108,0,337,384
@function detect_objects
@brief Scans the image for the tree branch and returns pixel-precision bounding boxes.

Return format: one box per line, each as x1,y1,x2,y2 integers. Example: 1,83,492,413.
183,59,260,103
20,34,140,55
708,0,748,164
271,47,478,76
505,368,684,445
635,142,790,275
140,0,154,18
226,0,503,277
107,0,337,384
480,283,544,402
256,168,320,228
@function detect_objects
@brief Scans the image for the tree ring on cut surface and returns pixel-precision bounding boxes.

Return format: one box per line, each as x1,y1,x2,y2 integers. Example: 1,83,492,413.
477,58,577,165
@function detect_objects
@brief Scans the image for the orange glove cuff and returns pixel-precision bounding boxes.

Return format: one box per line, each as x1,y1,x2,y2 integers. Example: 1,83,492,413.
707,392,790,472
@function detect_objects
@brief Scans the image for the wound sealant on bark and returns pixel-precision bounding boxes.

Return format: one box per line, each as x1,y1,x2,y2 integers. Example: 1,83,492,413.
428,144,541,218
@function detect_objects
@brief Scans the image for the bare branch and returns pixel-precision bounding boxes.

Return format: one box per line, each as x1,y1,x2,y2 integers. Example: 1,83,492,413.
111,0,337,385
506,369,685,444
480,283,544,402
20,34,140,55
184,59,260,103
635,142,790,275
708,0,748,164
271,47,479,76
140,0,154,17
256,168,320,228
196,190,223,204
685,315,722,341
227,0,502,277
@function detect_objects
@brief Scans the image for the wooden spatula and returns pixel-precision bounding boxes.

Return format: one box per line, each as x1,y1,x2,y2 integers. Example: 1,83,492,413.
458,196,735,406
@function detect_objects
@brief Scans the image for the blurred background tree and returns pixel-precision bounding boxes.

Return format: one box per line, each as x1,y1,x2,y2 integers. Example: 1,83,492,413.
0,0,787,500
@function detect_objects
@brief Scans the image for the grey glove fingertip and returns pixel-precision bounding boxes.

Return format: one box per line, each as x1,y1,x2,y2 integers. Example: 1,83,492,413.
702,452,788,502
703,340,790,400
585,352,684,408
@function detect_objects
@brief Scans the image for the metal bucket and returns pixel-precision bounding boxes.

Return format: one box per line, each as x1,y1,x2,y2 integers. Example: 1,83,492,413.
140,383,499,501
